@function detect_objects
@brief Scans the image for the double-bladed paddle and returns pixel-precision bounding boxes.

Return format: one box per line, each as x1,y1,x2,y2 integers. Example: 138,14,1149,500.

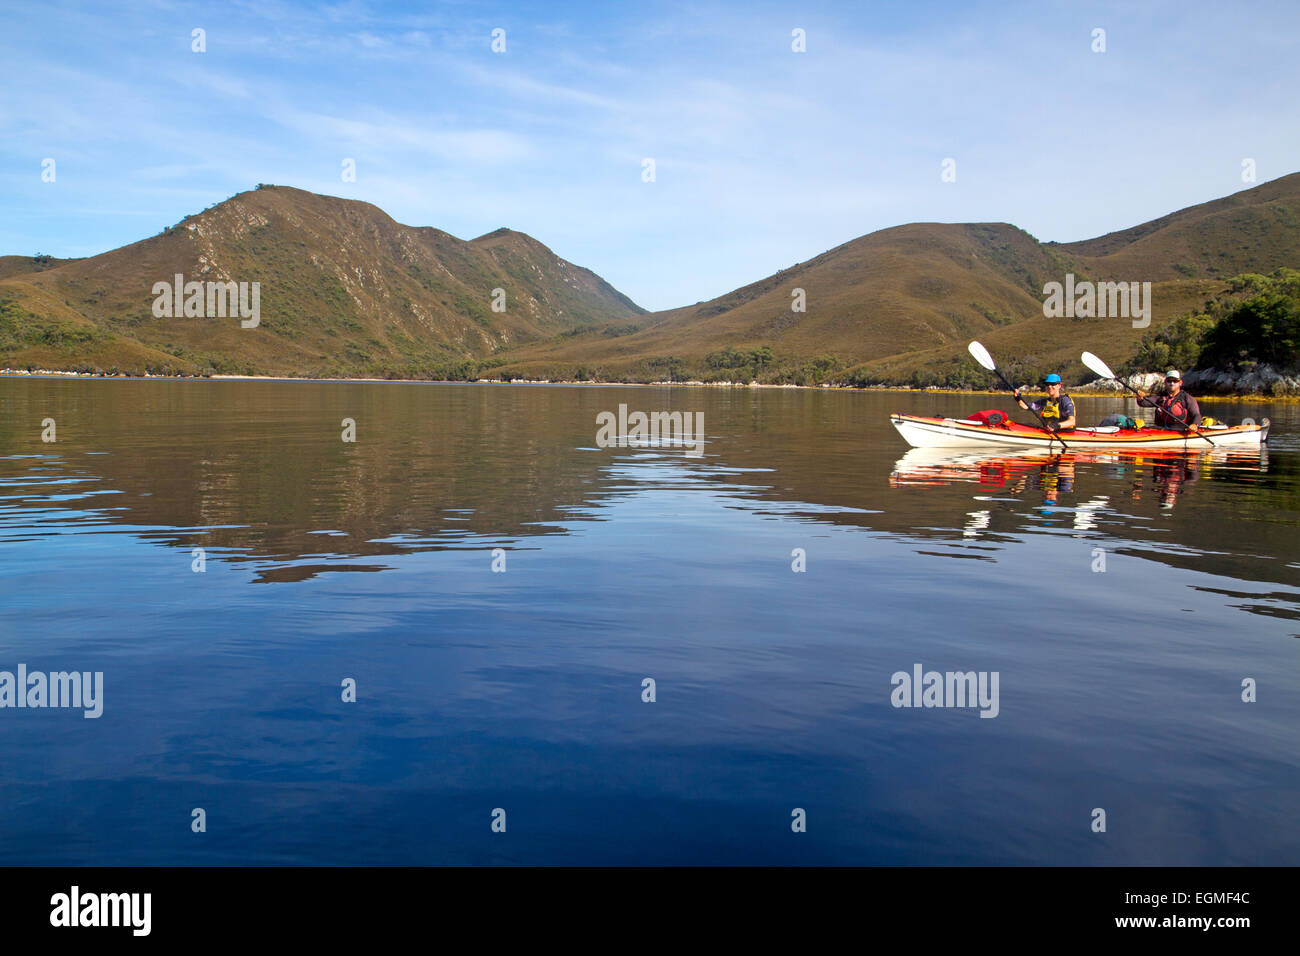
1080,351,1215,447
967,341,1070,450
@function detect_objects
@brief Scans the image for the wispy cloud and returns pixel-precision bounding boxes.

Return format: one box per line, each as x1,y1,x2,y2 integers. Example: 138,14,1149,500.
1,0,1298,309
268,107,539,165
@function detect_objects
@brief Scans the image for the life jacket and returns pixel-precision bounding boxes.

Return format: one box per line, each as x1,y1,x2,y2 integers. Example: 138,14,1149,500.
1157,394,1191,427
1039,397,1064,420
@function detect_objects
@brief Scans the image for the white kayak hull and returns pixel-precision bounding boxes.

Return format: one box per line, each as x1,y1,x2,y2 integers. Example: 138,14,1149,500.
890,414,1269,450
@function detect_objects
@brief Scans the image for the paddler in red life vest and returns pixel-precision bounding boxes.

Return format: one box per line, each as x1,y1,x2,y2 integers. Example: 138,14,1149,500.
1135,370,1201,430
1014,374,1076,432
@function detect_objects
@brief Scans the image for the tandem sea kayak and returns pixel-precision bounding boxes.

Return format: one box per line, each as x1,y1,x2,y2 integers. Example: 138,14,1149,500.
890,413,1270,450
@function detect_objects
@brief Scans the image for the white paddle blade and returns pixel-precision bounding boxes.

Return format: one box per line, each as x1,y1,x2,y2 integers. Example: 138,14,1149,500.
967,340,996,371
1080,351,1116,380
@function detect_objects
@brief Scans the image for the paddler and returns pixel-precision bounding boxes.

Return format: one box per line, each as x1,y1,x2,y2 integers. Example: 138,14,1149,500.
1135,370,1201,430
1014,373,1076,432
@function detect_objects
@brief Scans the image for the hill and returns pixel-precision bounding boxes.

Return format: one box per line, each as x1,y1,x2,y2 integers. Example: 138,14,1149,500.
492,173,1300,386
0,185,646,377
493,221,1077,382
3,174,1298,386
1057,173,1300,280
0,255,77,280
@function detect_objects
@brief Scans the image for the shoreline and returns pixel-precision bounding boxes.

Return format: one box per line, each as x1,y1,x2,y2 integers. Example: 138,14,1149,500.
2,368,1296,402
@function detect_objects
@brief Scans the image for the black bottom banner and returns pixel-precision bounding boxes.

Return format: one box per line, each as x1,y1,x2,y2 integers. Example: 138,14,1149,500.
0,866,1278,941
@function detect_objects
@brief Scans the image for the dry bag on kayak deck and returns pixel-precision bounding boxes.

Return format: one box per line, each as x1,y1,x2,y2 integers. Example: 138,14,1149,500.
1099,414,1139,429
968,409,1009,427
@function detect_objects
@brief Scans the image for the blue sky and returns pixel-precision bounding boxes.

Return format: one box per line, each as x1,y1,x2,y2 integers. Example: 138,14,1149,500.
1,0,1297,311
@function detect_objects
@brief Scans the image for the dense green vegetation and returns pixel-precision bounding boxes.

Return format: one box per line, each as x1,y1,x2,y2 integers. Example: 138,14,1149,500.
488,346,845,385
842,356,994,390
705,345,774,375
1126,269,1300,374
558,322,641,339
0,297,110,351
1123,312,1217,374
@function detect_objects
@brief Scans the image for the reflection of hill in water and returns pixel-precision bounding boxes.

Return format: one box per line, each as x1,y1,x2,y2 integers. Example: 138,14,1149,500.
1,381,1297,597
0,380,632,582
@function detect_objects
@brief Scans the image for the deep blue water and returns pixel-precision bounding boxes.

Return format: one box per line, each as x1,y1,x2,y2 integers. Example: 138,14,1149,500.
1,379,1298,864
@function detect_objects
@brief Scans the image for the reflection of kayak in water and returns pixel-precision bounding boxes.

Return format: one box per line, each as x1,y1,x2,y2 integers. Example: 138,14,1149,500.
890,447,1052,487
891,447,1079,489
889,445,1267,489
890,413,1269,449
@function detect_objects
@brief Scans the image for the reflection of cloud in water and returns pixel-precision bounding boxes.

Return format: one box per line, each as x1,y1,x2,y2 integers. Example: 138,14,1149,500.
1073,497,1109,532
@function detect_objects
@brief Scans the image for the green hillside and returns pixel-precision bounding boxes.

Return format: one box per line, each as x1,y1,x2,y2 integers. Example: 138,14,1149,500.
491,174,1300,386
0,185,646,378
3,174,1297,387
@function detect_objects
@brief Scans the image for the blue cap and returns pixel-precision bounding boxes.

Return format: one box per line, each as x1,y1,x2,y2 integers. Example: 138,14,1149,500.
1043,373,1062,384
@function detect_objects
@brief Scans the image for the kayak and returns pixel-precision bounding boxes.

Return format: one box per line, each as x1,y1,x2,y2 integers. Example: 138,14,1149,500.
890,413,1269,449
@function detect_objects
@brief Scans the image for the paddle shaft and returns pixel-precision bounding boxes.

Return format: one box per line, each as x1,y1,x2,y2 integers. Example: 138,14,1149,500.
1115,378,1216,447
993,368,1070,450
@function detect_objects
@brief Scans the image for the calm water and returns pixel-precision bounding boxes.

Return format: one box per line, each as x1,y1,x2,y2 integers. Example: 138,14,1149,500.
1,379,1297,865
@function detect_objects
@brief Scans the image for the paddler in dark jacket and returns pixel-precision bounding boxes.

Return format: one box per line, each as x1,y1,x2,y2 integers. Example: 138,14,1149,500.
1136,369,1201,430
1014,373,1076,431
